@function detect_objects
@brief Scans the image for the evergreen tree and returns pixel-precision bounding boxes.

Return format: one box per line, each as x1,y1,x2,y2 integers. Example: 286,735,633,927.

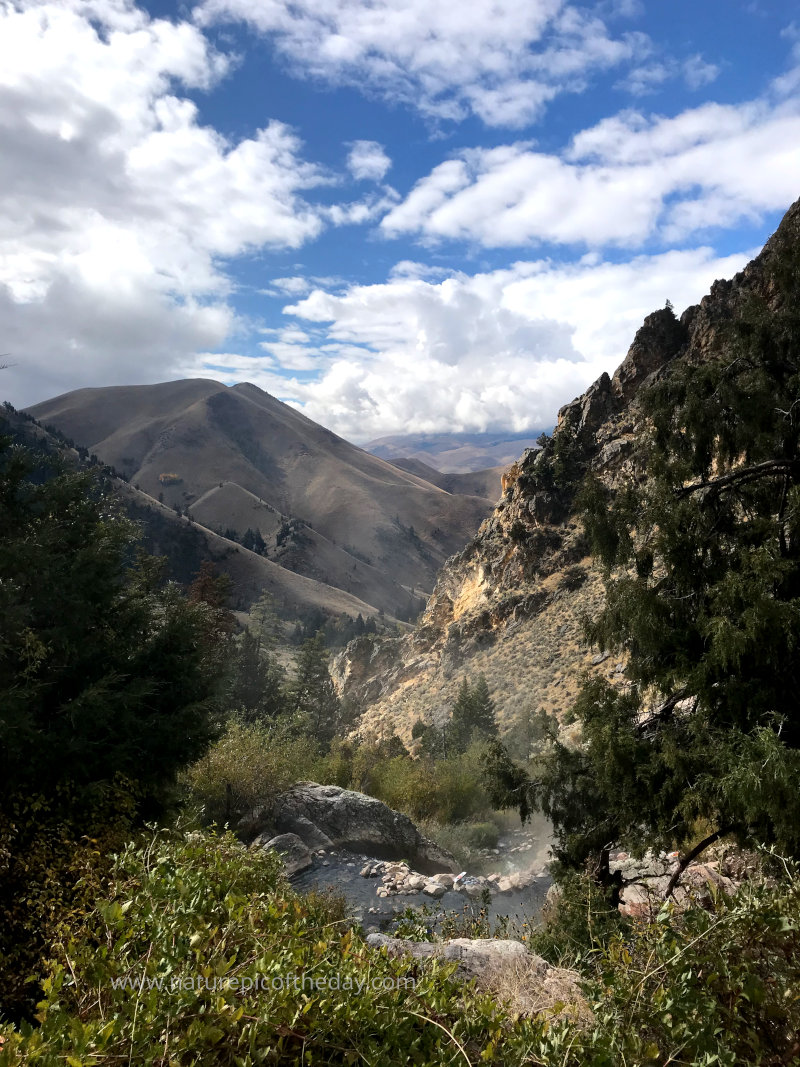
252,528,266,556
0,434,228,809
228,628,285,722
288,633,342,746
450,674,498,753
484,261,800,872
228,594,285,721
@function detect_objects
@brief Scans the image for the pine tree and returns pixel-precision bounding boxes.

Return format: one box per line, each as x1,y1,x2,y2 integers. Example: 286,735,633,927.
484,257,800,871
450,674,498,753
0,434,228,809
288,633,342,747
252,528,266,556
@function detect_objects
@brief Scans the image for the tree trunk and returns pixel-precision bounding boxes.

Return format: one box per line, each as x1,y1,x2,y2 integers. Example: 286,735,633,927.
664,826,733,900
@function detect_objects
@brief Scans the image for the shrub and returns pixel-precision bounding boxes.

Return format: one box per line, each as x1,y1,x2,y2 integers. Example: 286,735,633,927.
0,830,556,1066
0,783,135,1021
577,867,800,1064
183,720,319,825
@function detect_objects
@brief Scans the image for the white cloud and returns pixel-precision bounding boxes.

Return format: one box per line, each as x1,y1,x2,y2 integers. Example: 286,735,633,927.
682,53,720,90
269,276,314,295
347,140,392,181
181,246,753,441
380,97,800,248
0,0,328,406
197,0,649,127
619,53,719,96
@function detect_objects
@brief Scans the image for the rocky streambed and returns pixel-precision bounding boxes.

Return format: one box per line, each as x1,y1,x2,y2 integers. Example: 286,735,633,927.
290,836,551,934
242,782,552,934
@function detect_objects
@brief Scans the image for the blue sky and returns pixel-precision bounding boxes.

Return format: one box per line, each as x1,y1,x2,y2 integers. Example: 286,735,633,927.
1,0,798,441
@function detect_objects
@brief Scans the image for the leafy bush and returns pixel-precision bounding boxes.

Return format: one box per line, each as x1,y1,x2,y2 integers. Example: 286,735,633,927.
577,868,800,1064
0,830,556,1066
0,783,135,1021
183,720,319,824
422,819,501,868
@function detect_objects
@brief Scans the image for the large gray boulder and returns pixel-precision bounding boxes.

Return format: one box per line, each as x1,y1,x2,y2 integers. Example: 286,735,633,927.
240,782,457,874
367,933,527,979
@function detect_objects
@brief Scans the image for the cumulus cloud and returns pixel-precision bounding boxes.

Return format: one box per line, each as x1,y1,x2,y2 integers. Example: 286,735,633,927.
0,0,328,406
185,246,752,441
380,96,800,248
347,140,392,181
196,0,649,127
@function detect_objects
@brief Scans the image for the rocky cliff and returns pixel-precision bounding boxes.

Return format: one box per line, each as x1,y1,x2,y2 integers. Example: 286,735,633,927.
332,196,800,742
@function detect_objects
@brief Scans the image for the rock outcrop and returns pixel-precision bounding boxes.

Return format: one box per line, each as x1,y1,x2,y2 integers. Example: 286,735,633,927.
367,934,589,1022
332,195,800,742
240,782,457,875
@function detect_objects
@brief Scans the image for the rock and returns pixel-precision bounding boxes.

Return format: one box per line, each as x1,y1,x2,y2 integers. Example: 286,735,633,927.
251,832,312,878
241,783,457,875
367,933,527,979
406,875,426,890
430,873,454,889
365,934,590,1023
618,882,655,919
422,882,446,898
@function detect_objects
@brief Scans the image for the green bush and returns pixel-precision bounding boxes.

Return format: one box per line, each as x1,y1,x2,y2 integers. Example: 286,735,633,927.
183,720,319,825
0,830,555,1066
577,869,800,1064
0,783,135,1022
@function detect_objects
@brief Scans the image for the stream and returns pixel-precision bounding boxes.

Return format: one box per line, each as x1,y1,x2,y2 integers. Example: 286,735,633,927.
290,821,553,938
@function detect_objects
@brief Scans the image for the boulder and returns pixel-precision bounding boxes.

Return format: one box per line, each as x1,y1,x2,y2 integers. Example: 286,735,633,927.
431,872,454,889
422,882,446,898
366,934,589,1023
367,933,527,979
251,832,312,877
241,782,457,875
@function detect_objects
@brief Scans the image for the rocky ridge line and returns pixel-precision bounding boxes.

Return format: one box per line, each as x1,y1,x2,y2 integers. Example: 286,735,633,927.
332,196,800,741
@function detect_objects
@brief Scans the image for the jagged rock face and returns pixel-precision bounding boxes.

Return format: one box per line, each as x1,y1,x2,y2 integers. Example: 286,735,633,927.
333,196,800,741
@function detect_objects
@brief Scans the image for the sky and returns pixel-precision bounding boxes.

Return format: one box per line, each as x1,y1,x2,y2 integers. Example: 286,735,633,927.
1,0,799,442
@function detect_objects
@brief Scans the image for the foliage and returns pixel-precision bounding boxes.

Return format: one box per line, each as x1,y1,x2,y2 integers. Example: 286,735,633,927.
227,596,286,722
0,434,229,810
576,865,800,1065
526,870,630,968
287,633,353,745
0,830,559,1066
183,720,320,825
0,783,135,1021
416,675,498,758
485,265,800,873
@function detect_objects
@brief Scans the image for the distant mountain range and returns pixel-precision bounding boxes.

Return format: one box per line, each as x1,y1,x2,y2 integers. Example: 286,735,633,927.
26,380,501,619
366,431,544,473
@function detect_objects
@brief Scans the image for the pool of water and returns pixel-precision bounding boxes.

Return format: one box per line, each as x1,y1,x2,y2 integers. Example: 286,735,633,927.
290,844,552,938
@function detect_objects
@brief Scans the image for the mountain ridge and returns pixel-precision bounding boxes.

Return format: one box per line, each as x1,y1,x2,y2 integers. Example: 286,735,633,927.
27,380,497,616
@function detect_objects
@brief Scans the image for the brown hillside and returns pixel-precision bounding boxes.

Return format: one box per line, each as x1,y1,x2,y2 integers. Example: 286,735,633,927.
390,457,506,502
27,380,493,613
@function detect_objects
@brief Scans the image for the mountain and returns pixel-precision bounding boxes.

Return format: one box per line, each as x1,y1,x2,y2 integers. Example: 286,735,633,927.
366,431,544,473
388,457,505,501
1,405,383,621
26,380,495,616
333,195,800,740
